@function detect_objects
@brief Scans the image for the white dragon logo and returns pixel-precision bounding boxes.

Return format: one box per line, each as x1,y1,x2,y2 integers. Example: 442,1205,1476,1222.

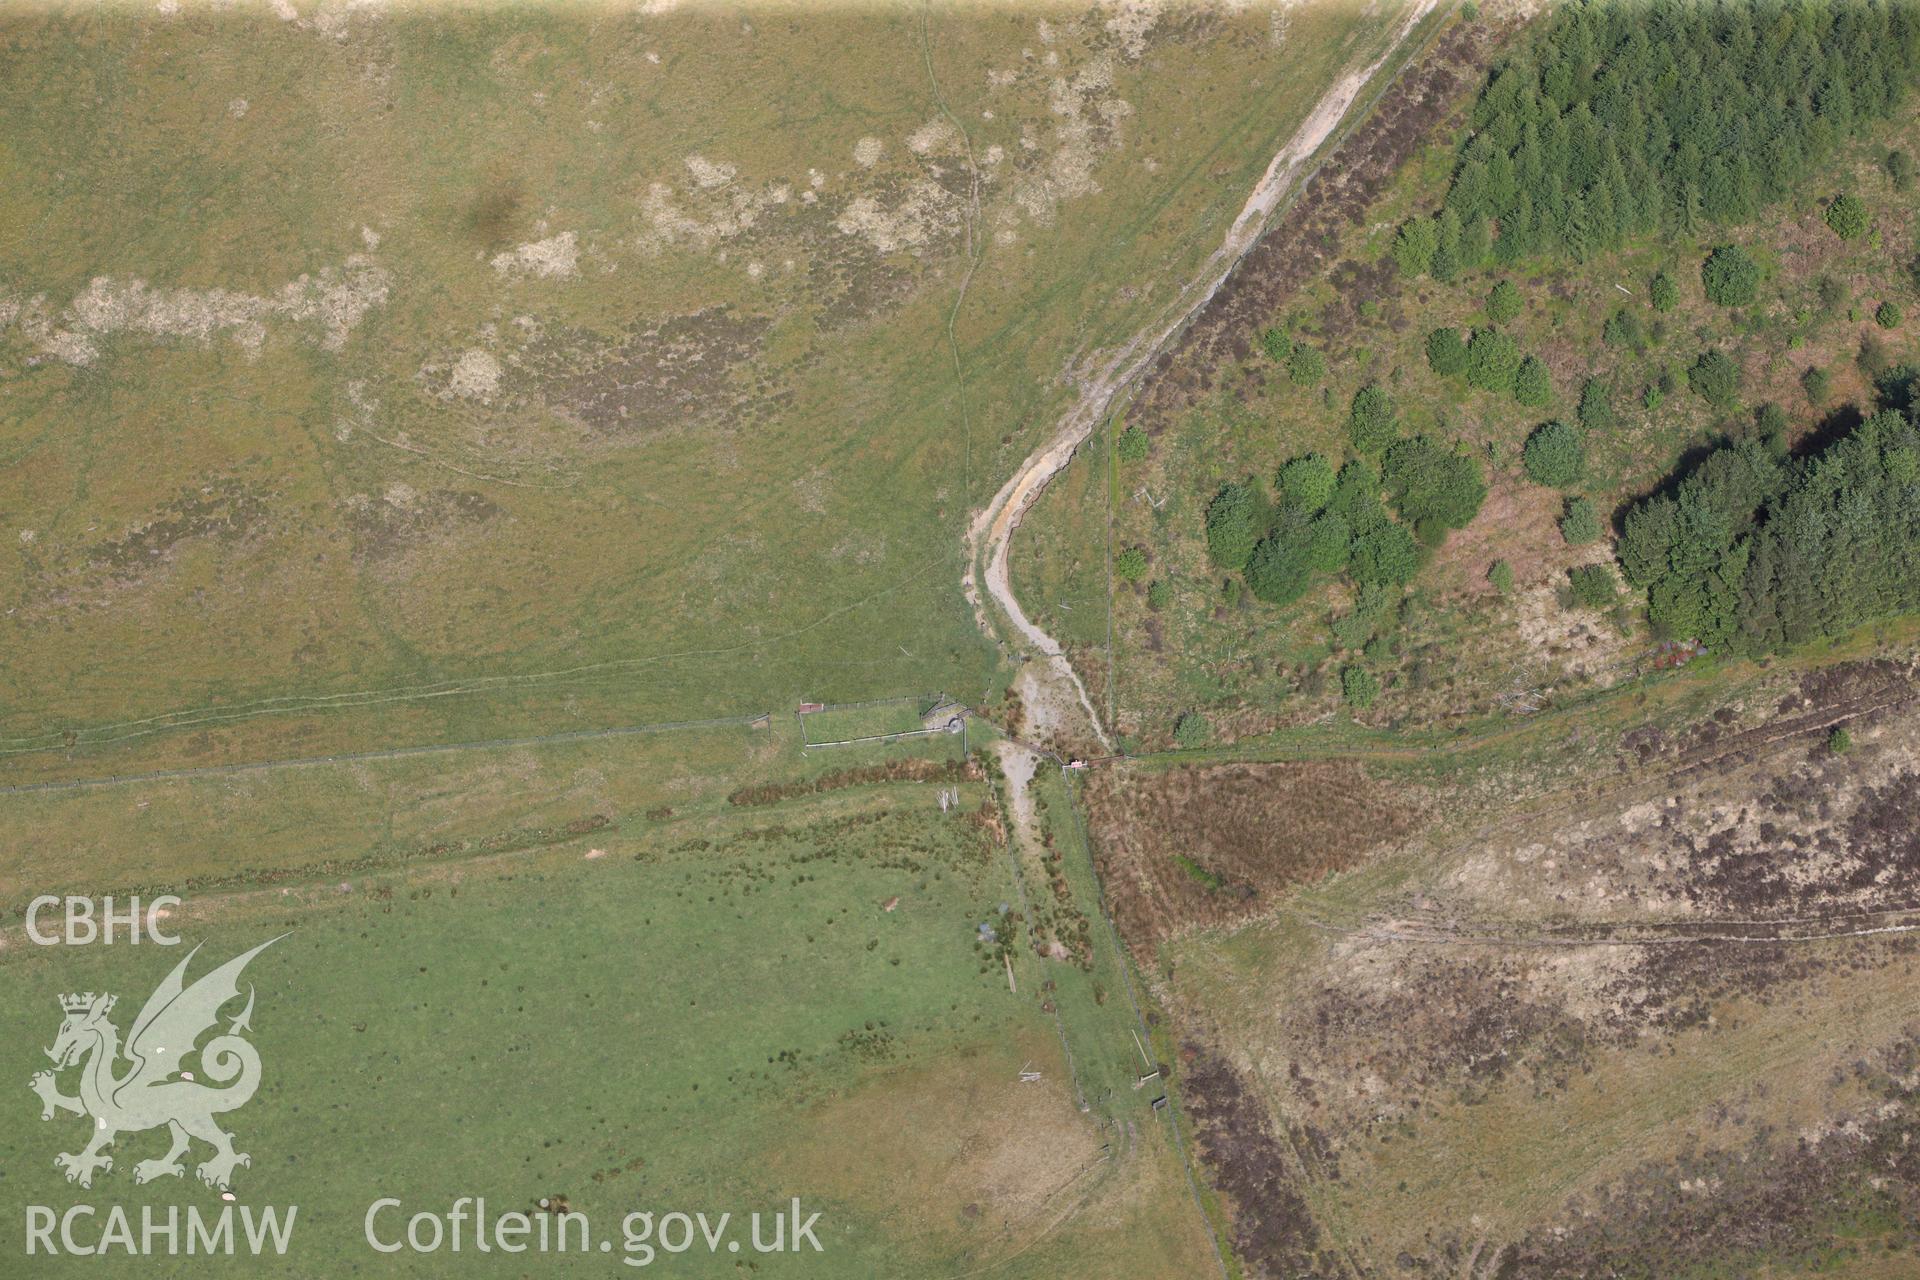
29,937,282,1192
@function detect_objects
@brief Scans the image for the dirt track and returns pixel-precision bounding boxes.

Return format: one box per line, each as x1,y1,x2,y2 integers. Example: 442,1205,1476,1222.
1301,903,1920,948
962,0,1445,755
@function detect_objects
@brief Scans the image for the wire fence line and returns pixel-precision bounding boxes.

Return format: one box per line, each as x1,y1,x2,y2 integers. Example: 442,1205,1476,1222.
1055,768,1232,1280
795,691,953,715
795,691,959,747
0,711,771,798
799,726,966,750
0,549,954,760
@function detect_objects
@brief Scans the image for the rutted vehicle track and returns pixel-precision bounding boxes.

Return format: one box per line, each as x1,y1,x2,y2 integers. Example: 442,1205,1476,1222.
952,11,1454,1279
962,0,1446,754
1299,902,1920,949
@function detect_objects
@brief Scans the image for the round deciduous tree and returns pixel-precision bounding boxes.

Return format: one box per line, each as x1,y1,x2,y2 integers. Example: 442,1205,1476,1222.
1347,521,1420,587
1204,484,1258,571
1568,563,1617,609
1287,344,1326,387
1559,495,1603,545
1278,453,1337,512
1245,531,1314,605
1802,365,1831,405
1602,309,1642,350
1825,193,1868,241
1426,327,1468,377
1577,378,1616,432
1382,436,1487,533
1688,349,1741,407
1465,327,1521,393
1306,512,1350,572
1650,271,1680,312
1886,150,1914,192
1522,421,1584,488
1347,385,1398,454
1701,244,1759,306
1486,279,1522,324
1514,355,1553,408
1173,711,1211,748
1392,218,1438,277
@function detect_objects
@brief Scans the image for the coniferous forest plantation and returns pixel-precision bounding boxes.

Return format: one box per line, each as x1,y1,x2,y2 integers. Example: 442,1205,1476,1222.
1163,0,1920,725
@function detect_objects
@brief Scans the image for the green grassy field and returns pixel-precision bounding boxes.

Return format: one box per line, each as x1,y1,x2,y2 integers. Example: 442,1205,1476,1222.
0,4,1478,1276
0,0,1418,784
0,712,973,910
4,786,1212,1276
796,696,944,745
